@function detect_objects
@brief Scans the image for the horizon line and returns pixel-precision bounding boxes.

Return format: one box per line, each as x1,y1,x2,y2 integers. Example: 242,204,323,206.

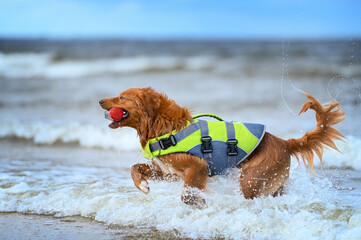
1,35,360,42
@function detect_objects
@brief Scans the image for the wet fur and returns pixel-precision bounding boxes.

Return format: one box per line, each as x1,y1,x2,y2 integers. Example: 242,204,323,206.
100,87,345,205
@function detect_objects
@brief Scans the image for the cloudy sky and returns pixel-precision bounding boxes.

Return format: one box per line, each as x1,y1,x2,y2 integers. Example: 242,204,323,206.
0,0,360,38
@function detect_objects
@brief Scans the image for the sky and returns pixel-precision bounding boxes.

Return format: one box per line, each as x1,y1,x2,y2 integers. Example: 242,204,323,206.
0,0,360,39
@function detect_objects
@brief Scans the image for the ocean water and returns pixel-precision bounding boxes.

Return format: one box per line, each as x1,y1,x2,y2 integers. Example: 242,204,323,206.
0,39,361,239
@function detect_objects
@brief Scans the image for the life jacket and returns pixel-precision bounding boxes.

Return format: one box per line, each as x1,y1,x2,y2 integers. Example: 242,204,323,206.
142,114,265,176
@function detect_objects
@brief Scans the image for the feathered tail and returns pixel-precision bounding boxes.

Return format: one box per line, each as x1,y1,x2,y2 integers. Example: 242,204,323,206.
287,92,345,173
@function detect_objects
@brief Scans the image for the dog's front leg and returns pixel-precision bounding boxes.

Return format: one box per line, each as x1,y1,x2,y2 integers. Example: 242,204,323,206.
157,154,209,206
130,163,163,194
181,158,208,207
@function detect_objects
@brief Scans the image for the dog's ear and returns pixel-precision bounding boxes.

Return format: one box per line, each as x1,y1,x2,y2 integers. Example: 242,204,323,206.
138,87,163,117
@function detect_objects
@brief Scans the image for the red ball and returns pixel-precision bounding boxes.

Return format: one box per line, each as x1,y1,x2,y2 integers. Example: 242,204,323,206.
108,108,124,121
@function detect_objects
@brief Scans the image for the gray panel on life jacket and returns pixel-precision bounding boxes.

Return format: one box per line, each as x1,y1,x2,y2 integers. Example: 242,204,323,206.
243,123,265,139
187,141,248,176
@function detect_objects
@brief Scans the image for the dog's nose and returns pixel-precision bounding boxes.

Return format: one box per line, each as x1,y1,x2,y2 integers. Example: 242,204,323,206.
99,99,104,105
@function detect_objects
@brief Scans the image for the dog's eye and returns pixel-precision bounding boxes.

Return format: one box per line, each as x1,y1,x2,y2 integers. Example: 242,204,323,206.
119,96,125,100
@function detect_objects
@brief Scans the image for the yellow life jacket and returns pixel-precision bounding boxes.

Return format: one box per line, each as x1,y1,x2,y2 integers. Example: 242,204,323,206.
142,114,265,176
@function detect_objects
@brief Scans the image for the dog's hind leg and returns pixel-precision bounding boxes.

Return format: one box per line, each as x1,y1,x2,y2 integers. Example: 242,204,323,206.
239,164,290,199
239,133,291,199
272,186,285,197
130,163,164,194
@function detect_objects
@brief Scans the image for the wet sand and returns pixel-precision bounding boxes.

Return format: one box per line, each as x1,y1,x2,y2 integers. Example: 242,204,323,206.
0,213,190,240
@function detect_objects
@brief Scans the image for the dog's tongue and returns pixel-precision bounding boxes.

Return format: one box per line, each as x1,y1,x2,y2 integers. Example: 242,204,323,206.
109,120,120,128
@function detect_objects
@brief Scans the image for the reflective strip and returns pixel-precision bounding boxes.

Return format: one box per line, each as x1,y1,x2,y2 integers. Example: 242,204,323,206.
198,120,213,175
149,122,200,152
148,141,162,152
175,123,200,143
225,121,237,168
198,120,209,137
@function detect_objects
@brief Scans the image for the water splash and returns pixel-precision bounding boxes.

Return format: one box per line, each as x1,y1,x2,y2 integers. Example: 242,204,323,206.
281,39,303,116
327,39,360,103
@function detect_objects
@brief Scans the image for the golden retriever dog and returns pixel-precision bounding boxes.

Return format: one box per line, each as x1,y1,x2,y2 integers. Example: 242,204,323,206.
99,87,344,206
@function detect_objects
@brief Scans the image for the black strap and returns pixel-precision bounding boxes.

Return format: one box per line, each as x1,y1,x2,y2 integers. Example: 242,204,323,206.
158,135,177,150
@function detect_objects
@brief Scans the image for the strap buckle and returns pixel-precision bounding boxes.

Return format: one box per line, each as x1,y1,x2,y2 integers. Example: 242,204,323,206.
201,136,213,153
159,135,177,150
227,139,238,156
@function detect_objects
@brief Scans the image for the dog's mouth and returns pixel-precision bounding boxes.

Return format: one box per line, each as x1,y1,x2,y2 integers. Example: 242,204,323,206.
108,109,130,128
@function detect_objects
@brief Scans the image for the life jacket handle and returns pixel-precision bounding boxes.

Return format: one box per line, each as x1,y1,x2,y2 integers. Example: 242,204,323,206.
192,113,224,121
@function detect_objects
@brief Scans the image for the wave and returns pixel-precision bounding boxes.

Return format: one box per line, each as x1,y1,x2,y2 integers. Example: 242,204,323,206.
0,166,360,239
1,52,360,79
0,120,360,171
0,52,216,79
0,120,139,151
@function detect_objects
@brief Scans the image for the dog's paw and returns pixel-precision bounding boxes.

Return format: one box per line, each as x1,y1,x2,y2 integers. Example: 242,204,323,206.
138,180,149,194
181,189,207,209
131,166,150,194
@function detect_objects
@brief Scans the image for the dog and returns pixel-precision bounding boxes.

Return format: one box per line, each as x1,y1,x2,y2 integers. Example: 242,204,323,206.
99,87,345,206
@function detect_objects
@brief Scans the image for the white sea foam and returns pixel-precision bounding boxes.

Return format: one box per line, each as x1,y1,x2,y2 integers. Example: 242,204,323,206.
0,52,219,79
0,163,360,239
0,52,52,79
0,120,139,151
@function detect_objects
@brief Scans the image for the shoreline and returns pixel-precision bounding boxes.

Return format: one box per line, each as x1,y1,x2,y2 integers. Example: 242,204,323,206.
0,212,187,240
0,212,122,240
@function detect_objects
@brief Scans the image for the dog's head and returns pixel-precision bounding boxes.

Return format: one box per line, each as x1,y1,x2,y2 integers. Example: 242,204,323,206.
99,87,162,129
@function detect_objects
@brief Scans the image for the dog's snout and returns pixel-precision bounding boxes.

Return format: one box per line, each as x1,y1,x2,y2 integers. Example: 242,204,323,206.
99,99,104,105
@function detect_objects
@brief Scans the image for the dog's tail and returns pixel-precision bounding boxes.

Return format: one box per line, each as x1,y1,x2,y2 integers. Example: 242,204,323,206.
287,92,345,173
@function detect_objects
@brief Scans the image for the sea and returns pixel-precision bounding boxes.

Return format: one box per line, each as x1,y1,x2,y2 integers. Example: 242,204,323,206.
0,38,360,239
